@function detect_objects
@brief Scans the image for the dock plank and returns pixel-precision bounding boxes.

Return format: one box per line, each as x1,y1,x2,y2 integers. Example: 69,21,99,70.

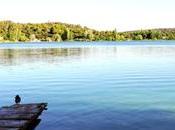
0,128,19,130
0,120,28,128
11,103,47,108
0,103,47,130
0,113,38,120
0,105,43,115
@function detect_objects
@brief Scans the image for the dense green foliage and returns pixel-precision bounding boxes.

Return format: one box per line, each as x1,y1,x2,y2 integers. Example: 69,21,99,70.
0,21,175,42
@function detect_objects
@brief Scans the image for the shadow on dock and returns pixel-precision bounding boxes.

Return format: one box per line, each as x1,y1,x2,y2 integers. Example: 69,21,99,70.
26,119,41,130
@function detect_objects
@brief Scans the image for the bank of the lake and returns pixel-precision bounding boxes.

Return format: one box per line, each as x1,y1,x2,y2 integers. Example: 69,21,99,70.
0,41,175,49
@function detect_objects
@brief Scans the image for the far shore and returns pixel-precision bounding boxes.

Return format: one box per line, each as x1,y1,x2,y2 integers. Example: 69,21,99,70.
0,21,175,43
0,40,175,44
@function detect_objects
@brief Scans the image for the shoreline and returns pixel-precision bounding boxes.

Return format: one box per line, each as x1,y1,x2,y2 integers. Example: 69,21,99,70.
0,39,175,44
0,41,175,50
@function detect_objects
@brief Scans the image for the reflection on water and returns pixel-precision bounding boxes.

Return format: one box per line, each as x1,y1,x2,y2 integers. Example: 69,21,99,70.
0,48,84,66
0,43,175,130
1,46,175,66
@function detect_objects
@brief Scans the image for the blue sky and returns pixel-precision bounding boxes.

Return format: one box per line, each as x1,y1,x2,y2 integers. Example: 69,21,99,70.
0,0,175,31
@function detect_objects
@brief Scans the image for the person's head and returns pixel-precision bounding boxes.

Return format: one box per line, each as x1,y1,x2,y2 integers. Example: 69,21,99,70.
16,95,20,98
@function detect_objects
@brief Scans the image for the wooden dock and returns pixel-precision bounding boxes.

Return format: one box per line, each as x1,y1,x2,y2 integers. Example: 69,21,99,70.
0,103,47,130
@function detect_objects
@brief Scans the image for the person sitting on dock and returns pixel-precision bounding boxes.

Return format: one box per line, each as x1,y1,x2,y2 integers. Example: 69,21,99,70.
15,95,21,104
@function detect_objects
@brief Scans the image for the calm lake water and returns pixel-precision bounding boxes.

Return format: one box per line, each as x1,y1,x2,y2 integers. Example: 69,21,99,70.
1,41,175,130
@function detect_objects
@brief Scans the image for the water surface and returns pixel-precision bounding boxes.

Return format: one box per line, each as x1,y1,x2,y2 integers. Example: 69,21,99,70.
0,41,175,130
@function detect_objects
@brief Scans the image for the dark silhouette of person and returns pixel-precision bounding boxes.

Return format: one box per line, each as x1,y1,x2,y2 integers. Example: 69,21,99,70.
15,95,21,104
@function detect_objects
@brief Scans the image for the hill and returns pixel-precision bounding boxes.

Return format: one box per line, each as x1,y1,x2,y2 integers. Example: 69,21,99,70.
0,21,175,42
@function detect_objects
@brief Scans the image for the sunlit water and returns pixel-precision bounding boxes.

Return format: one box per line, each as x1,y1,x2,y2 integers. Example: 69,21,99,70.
0,41,175,130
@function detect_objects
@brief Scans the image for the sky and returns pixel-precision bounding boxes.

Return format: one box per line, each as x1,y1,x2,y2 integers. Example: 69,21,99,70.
0,0,175,31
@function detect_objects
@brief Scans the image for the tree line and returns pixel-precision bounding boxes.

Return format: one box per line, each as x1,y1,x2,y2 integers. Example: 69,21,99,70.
0,21,175,42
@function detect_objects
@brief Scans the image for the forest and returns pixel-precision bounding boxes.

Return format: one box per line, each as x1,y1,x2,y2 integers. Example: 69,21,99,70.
0,21,175,42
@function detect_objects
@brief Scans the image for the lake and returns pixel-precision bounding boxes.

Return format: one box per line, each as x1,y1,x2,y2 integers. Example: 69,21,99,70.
0,41,175,130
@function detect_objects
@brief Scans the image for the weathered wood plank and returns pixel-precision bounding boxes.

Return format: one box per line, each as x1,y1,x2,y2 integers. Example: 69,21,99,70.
0,103,47,130
0,106,42,115
0,128,19,130
0,113,38,120
0,103,47,120
0,120,28,128
0,109,41,115
11,103,47,108
3,103,47,109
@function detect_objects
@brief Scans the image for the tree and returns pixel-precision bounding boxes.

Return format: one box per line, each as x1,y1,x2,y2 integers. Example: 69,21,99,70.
52,34,62,42
150,30,162,40
50,24,65,35
18,33,28,41
61,28,72,41
0,35,4,41
134,34,143,40
7,23,20,41
86,30,94,41
113,28,118,40
29,34,36,41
